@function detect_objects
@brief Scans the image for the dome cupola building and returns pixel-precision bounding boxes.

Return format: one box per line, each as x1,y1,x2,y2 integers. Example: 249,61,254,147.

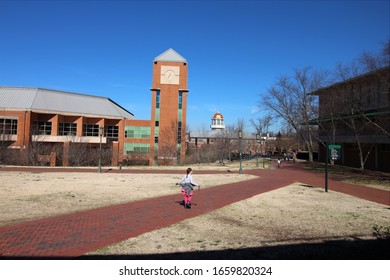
210,111,225,130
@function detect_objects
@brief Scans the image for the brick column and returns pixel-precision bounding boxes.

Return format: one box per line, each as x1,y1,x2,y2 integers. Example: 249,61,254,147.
111,141,119,166
51,115,59,136
50,152,56,167
76,117,83,137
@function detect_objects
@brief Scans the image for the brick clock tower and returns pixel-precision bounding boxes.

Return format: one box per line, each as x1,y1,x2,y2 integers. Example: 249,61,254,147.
150,48,188,164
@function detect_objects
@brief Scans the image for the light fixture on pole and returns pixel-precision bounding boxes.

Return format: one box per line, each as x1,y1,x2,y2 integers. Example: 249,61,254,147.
263,132,268,168
238,130,243,174
98,126,103,173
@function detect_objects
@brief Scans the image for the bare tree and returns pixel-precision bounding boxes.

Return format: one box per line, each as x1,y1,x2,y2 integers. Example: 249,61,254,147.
250,114,274,155
218,124,238,162
235,118,245,133
0,134,15,164
157,120,186,165
250,114,273,135
359,39,390,72
68,143,94,166
357,40,390,138
276,126,306,155
28,134,52,166
332,62,389,170
260,67,329,162
310,41,389,170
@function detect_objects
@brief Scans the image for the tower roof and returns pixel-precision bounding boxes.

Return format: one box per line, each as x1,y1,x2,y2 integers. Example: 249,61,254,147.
154,48,187,62
212,112,224,119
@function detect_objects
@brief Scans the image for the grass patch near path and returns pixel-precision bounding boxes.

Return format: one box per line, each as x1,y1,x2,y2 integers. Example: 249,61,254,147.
303,162,390,191
88,183,390,259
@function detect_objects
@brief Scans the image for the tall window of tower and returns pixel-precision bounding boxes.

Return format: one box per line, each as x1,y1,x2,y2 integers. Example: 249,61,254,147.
177,121,182,144
156,90,160,109
177,91,184,145
178,91,183,109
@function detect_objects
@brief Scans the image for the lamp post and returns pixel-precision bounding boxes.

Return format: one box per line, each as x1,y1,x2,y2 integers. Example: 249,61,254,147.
263,133,268,168
98,126,103,173
256,133,260,167
238,130,243,174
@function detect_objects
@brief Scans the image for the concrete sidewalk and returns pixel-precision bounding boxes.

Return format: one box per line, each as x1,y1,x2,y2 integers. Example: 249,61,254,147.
0,162,388,258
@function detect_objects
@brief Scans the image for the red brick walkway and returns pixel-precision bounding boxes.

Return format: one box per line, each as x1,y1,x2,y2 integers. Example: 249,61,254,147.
0,162,388,258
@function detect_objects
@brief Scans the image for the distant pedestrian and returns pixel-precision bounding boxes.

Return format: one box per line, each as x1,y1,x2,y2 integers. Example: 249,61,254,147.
277,158,281,168
176,167,199,209
292,152,297,163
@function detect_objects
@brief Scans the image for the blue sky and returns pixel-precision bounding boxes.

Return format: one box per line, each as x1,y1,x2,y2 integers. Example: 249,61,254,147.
1,0,389,132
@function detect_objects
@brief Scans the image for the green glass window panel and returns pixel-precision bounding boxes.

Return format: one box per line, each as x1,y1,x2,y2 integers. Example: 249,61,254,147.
178,109,182,122
125,126,150,139
124,143,150,155
155,109,160,120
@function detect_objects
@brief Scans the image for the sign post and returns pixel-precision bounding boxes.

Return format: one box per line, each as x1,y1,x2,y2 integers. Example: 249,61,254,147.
325,144,341,192
329,144,341,161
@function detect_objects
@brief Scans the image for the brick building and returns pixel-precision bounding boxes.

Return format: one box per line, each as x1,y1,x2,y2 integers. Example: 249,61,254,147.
311,66,390,172
0,48,189,166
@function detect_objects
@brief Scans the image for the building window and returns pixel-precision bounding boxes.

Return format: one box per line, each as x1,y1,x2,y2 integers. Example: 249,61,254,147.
177,91,183,146
59,123,77,136
178,109,182,122
154,90,161,154
32,121,52,135
125,126,150,138
83,124,100,137
0,118,18,135
177,121,182,144
156,90,160,109
105,126,118,138
380,144,390,151
178,91,183,109
124,143,150,156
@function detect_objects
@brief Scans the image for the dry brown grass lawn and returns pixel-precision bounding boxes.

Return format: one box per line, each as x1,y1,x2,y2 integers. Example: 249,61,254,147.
88,182,390,258
0,161,389,259
0,170,256,226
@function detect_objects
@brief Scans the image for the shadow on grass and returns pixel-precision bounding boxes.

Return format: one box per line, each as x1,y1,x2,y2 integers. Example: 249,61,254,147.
81,238,390,260
2,238,389,260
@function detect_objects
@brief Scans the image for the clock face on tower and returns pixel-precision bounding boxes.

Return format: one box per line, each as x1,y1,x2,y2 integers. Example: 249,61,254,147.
160,65,180,85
